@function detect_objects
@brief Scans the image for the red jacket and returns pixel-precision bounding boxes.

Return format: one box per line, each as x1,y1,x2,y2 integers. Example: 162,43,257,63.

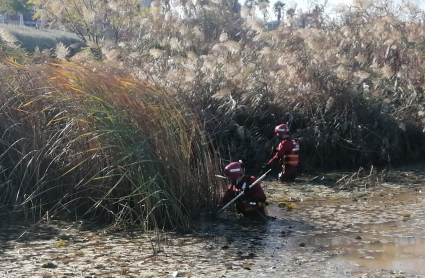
221,175,266,205
269,138,300,167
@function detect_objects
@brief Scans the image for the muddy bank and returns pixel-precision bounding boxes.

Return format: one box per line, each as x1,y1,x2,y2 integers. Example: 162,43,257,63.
1,165,425,278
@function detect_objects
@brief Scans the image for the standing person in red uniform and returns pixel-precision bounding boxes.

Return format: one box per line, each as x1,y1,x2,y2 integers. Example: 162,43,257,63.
262,124,300,182
219,161,268,217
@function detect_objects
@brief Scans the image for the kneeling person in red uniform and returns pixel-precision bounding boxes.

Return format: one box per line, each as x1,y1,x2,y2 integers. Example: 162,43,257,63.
220,161,268,217
263,124,300,182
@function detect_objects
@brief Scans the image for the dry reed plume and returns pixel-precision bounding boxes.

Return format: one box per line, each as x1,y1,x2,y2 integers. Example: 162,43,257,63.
85,0,424,172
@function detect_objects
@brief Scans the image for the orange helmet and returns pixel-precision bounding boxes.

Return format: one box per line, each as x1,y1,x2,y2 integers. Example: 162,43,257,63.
224,162,243,181
275,124,289,137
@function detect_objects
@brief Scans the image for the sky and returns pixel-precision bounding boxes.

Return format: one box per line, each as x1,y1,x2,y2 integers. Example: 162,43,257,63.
264,0,425,20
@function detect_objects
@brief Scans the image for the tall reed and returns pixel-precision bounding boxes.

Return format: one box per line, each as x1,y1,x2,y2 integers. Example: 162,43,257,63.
0,47,223,230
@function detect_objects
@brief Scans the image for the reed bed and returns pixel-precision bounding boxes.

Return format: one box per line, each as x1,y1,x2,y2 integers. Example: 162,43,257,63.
84,0,424,171
0,42,223,230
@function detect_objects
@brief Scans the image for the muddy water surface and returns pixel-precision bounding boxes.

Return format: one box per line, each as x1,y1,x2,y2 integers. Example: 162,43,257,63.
274,193,425,276
1,166,425,278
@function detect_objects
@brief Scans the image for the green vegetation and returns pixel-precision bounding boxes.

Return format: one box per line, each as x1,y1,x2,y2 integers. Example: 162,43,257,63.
0,24,85,51
0,0,32,14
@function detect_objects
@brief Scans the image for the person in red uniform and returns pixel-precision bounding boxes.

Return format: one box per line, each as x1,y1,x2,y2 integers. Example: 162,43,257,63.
219,161,268,217
262,124,300,182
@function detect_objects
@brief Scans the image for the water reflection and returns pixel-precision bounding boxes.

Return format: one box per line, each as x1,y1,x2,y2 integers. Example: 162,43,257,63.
337,236,425,274
267,194,425,275
304,233,352,248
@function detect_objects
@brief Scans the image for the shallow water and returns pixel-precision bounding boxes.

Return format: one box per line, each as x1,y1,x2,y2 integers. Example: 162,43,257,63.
2,169,425,277
337,235,425,275
266,192,425,276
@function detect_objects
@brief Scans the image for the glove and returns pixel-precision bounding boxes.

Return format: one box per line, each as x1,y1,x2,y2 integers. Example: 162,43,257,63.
261,163,271,173
243,186,250,194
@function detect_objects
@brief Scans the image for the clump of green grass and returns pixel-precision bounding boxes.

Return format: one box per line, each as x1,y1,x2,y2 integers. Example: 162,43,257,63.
0,41,223,231
0,24,85,52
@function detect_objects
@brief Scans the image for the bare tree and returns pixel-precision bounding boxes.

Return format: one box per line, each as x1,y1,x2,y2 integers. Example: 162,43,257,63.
31,0,139,44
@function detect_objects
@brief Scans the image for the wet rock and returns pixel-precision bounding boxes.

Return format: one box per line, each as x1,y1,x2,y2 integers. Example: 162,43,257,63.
41,262,57,268
363,256,375,260
58,234,71,240
224,263,233,269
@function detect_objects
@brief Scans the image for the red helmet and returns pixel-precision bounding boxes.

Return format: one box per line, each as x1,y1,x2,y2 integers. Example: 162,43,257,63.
275,124,289,137
224,162,243,180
